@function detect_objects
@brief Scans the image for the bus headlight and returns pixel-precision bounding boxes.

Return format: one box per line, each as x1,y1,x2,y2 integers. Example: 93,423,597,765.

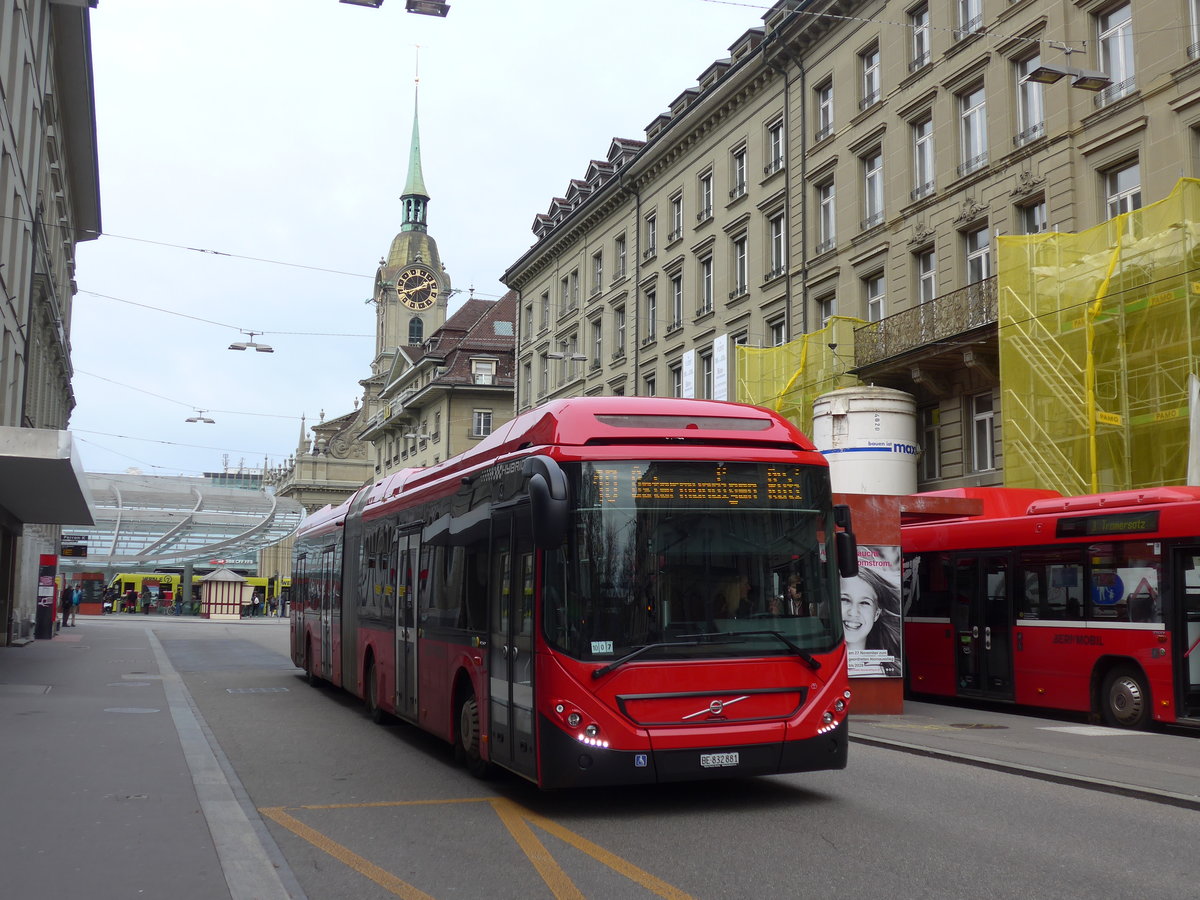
585,724,599,737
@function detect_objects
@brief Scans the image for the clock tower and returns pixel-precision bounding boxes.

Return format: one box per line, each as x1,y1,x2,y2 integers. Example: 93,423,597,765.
370,84,450,374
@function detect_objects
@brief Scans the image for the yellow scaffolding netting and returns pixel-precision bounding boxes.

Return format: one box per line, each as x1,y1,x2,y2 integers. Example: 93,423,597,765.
998,177,1200,494
736,316,864,437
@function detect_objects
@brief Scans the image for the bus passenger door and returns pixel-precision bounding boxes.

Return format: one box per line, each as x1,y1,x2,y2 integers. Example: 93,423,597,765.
320,545,335,680
394,531,420,722
1173,546,1200,720
952,553,1014,699
488,508,537,779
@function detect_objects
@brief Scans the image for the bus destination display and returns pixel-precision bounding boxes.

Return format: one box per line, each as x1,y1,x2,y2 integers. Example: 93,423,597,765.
590,462,807,506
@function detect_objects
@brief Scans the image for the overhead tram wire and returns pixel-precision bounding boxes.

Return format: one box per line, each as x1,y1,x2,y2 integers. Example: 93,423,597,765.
74,369,303,420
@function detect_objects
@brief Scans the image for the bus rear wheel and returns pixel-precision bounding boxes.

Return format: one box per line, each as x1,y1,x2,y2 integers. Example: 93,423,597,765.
1100,666,1150,730
304,639,320,687
365,660,385,723
456,693,491,779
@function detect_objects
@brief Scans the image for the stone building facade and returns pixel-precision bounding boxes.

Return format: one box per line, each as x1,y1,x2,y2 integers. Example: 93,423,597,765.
502,0,1200,492
0,1,100,643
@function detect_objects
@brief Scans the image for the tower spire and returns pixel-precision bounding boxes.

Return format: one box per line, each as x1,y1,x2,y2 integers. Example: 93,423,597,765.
401,51,429,232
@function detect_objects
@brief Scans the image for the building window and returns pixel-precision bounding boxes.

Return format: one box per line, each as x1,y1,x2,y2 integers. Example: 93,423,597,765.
767,214,786,280
615,233,627,280
910,5,931,70
817,293,836,328
912,116,935,199
539,352,549,395
732,235,748,296
472,409,493,438
559,275,570,316
1097,4,1134,102
471,358,497,385
971,391,995,471
522,302,533,341
591,251,604,296
816,181,836,253
766,119,785,174
956,0,983,39
1104,160,1141,219
521,362,532,404
644,213,657,258
916,249,937,304
670,363,683,398
965,226,991,283
860,45,881,109
731,147,748,198
614,306,626,356
1015,55,1045,146
699,351,714,399
408,317,423,345
670,273,684,330
669,194,684,242
862,150,884,229
699,256,714,313
1019,199,1047,235
644,373,657,396
816,81,834,141
1191,0,1200,58
865,273,886,322
698,171,714,222
591,318,603,365
958,85,988,175
769,317,788,347
920,406,940,480
645,288,657,341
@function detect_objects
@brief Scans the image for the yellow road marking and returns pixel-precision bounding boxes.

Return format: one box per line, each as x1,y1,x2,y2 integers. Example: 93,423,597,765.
260,796,696,900
490,798,585,900
520,806,696,900
260,806,436,900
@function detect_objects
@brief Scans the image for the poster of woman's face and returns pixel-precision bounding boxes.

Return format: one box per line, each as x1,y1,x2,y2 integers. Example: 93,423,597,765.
840,545,902,678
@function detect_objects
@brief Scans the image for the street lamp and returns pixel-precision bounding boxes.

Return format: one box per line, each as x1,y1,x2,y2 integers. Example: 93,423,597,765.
406,0,449,15
186,409,215,424
339,1,384,7
228,330,274,353
1022,63,1112,92
545,352,588,361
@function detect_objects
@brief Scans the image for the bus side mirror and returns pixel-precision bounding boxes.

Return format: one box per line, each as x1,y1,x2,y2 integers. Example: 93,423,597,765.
837,532,859,578
833,505,858,577
524,455,568,550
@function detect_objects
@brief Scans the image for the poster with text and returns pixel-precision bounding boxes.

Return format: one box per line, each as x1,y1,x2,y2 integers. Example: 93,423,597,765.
841,545,902,677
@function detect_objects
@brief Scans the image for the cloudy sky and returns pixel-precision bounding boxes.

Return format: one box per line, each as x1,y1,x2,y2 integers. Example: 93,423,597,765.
70,0,767,478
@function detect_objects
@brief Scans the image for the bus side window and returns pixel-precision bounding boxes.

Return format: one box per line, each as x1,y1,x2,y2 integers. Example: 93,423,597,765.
904,552,951,618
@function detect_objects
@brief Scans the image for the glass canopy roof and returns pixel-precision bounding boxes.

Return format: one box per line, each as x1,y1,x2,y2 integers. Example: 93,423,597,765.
57,473,306,573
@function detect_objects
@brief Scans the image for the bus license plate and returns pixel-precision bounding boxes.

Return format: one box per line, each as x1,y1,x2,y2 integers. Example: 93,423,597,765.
700,752,739,769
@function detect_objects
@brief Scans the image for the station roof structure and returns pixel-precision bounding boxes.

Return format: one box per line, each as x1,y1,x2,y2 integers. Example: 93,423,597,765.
57,473,306,573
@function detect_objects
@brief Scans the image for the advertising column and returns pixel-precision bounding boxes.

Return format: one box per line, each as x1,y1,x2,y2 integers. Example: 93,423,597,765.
34,554,58,640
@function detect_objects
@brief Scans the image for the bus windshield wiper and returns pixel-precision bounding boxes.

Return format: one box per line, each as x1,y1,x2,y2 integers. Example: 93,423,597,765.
591,640,701,679
714,630,822,671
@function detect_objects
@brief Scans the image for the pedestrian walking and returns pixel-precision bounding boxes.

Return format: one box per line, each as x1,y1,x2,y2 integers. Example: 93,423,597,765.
60,586,73,630
69,584,80,625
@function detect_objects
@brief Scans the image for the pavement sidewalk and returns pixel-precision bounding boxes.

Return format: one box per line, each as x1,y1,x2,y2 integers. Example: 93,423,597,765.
849,699,1200,809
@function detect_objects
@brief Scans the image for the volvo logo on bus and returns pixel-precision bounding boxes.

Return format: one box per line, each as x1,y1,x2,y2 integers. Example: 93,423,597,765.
682,695,748,720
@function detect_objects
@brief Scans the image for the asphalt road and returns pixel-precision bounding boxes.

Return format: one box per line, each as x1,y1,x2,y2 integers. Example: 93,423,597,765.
147,619,1196,900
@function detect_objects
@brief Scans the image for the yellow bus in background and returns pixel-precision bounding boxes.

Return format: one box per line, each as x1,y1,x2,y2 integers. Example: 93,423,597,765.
107,572,284,613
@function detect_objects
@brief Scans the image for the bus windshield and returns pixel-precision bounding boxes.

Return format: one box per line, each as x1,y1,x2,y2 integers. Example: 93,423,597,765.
543,460,843,663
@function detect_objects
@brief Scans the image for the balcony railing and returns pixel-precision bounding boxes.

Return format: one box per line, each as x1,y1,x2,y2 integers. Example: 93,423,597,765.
859,91,880,110
814,237,836,255
908,52,931,72
1094,77,1135,109
696,206,713,223
853,275,997,368
860,212,885,231
910,181,935,201
1013,121,1045,147
814,124,833,143
957,152,988,177
953,15,983,41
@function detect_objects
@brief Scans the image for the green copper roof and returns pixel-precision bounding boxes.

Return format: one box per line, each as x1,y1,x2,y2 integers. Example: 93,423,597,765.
402,88,428,200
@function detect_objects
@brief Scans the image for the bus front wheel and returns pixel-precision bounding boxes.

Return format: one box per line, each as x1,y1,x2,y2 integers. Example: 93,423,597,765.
456,693,491,779
1100,666,1150,730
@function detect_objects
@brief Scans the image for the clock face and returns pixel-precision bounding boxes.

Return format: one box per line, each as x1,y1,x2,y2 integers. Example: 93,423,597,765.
397,266,439,310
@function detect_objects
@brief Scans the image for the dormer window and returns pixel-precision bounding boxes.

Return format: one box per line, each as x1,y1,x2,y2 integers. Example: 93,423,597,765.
471,358,498,386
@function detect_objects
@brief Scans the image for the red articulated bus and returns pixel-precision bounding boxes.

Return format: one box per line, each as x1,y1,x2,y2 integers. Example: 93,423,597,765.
291,396,859,788
902,486,1200,729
